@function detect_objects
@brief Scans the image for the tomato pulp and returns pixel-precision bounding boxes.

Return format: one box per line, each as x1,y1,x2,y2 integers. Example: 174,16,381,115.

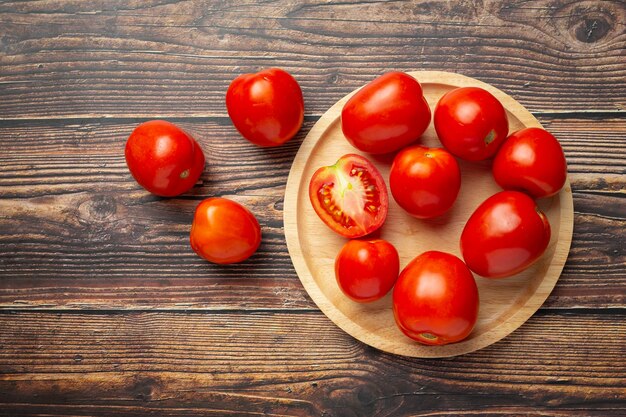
226,68,304,147
309,154,388,238
125,120,205,197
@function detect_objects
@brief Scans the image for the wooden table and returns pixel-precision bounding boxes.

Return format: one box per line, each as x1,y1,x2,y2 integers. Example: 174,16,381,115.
1,1,624,415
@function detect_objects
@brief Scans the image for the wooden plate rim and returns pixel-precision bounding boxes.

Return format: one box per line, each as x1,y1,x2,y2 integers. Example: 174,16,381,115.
284,71,574,357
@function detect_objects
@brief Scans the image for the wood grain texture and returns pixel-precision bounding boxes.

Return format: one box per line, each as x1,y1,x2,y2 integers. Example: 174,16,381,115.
0,311,625,416
1,0,625,415
0,0,625,119
0,117,623,310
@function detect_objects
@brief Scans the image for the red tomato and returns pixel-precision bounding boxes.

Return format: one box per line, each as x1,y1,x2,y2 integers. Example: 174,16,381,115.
393,251,479,346
125,120,205,197
389,145,461,218
493,127,567,198
190,198,261,265
341,72,431,154
226,68,304,147
434,87,509,161
461,191,551,278
309,154,389,238
335,239,400,303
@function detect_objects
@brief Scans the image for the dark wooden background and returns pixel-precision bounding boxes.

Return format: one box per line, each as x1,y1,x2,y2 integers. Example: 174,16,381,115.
1,1,625,416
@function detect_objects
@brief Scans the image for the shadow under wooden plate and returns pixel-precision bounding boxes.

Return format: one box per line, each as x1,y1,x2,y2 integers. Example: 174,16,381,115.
284,71,574,357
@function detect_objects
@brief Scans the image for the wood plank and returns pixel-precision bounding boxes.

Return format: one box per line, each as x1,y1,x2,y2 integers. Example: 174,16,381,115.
0,117,624,310
0,311,624,416
0,1,625,118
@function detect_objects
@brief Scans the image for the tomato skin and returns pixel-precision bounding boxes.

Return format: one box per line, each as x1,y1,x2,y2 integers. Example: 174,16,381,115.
125,120,205,197
190,198,261,265
493,128,567,198
389,145,461,218
341,72,431,154
461,191,551,278
309,154,389,238
335,239,400,303
434,87,509,161
393,251,479,346
226,68,304,147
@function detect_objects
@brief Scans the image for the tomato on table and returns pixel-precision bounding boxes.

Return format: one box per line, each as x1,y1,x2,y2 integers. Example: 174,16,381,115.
335,239,400,303
341,72,431,154
389,145,461,218
226,68,304,147
493,127,567,198
434,87,509,161
393,251,479,346
190,198,261,265
309,154,389,238
461,191,551,278
125,120,205,197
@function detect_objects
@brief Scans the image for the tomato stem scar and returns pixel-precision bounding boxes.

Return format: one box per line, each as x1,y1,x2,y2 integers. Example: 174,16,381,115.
484,129,497,145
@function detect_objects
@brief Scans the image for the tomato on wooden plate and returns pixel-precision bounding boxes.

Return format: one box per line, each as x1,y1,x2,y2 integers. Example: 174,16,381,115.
393,251,479,346
389,145,461,218
335,239,400,303
493,127,567,198
461,191,551,278
125,120,205,197
309,154,388,238
226,68,304,147
341,72,431,154
190,198,261,265
434,87,509,161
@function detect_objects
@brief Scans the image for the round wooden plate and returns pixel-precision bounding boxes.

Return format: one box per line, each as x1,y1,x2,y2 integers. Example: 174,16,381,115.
284,71,574,357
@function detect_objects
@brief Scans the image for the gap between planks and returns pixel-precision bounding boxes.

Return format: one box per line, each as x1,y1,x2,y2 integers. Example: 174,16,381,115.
0,307,624,315
0,110,624,123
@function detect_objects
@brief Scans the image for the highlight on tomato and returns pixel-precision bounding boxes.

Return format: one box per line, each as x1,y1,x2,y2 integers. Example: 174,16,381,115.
190,198,261,265
341,72,431,154
125,120,205,197
460,191,551,278
434,87,509,161
389,145,461,218
309,154,389,238
226,68,304,147
335,239,400,303
393,251,479,346
493,127,567,198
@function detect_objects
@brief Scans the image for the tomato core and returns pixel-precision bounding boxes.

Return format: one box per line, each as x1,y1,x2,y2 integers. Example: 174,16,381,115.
316,164,382,229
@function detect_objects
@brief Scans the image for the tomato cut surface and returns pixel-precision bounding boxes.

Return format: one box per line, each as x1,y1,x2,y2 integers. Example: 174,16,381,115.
309,154,388,238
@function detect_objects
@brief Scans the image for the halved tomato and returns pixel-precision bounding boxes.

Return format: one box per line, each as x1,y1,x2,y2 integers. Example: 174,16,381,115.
309,154,388,238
